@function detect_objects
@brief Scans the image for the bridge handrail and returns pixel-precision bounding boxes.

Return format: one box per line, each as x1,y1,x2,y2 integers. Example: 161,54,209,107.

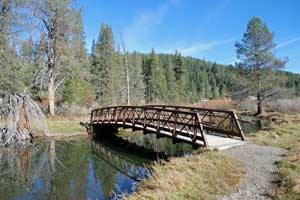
142,104,245,140
91,105,202,116
142,104,234,114
89,105,245,145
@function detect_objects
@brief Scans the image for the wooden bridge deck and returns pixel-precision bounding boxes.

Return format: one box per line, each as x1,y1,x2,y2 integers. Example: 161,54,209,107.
89,105,246,149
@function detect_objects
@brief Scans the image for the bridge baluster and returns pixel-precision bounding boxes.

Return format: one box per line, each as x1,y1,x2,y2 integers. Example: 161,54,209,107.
173,112,177,137
89,105,245,147
157,110,160,133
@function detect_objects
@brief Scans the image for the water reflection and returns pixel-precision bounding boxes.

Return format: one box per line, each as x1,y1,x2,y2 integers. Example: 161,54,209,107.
0,137,154,200
120,132,195,156
91,139,152,181
238,115,271,134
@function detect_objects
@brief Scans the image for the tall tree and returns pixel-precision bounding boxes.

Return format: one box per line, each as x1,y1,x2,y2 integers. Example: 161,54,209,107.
0,0,9,50
173,50,186,101
120,37,130,105
19,36,35,91
128,52,144,104
0,0,23,93
203,72,211,99
235,17,287,115
220,83,227,98
32,0,86,116
164,56,177,102
144,49,167,103
211,77,219,99
92,23,123,106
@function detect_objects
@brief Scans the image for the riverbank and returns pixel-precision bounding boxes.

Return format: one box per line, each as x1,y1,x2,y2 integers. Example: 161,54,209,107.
44,113,299,199
46,116,88,137
124,149,245,200
124,113,299,200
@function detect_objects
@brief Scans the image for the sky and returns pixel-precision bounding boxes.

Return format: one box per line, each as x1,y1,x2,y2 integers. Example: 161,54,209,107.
76,0,300,73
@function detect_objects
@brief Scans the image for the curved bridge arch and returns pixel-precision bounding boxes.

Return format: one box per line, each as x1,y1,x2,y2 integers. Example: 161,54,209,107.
89,105,245,148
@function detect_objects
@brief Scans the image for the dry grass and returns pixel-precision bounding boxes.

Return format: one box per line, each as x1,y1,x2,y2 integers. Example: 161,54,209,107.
237,98,300,114
124,150,245,200
191,99,235,111
250,114,300,200
47,117,87,135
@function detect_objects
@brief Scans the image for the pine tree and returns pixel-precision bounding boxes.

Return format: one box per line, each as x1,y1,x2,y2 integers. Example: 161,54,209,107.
128,52,145,104
0,0,24,93
235,17,287,115
144,49,167,103
198,73,206,100
173,50,184,81
211,78,220,99
220,84,227,98
203,72,211,99
165,56,177,102
173,50,186,101
92,23,123,106
20,36,35,90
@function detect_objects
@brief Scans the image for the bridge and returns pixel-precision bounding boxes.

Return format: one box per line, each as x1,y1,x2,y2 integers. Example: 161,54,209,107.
89,105,246,149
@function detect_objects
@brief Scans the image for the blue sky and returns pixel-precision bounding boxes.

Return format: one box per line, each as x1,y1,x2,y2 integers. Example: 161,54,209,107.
77,0,300,73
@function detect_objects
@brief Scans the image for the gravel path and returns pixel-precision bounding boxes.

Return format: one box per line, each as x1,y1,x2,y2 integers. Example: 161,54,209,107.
221,143,286,200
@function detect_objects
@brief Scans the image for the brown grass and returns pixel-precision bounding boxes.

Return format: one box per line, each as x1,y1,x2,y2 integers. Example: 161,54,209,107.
250,114,300,200
190,99,235,111
47,116,87,135
124,150,245,200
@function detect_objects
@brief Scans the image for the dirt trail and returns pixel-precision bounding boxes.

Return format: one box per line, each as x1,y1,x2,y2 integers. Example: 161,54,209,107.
221,143,286,200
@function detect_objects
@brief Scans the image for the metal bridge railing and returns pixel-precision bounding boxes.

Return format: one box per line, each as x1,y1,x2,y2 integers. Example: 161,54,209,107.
90,105,245,146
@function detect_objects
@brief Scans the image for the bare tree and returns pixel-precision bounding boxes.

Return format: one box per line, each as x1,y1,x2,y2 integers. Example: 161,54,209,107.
31,0,80,116
120,36,130,105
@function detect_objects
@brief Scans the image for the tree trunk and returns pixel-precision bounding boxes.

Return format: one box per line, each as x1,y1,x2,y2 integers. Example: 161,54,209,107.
120,38,130,105
255,93,262,116
47,14,57,116
49,140,56,199
48,75,55,116
125,55,130,105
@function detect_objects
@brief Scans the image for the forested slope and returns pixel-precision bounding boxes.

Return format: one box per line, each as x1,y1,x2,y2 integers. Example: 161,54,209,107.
1,1,299,110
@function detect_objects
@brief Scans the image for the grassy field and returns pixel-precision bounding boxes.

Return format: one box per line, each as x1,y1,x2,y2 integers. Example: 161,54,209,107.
124,150,245,200
250,114,300,200
47,116,88,135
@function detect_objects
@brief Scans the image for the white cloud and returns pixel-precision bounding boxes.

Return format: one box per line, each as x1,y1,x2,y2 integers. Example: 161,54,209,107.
177,38,234,56
123,1,175,50
277,36,300,48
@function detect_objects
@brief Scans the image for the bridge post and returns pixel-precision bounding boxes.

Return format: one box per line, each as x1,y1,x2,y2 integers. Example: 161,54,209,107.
157,110,161,134
232,113,245,141
196,113,208,147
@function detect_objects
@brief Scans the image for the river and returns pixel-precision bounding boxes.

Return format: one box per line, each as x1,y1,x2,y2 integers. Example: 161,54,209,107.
0,132,194,200
0,115,265,200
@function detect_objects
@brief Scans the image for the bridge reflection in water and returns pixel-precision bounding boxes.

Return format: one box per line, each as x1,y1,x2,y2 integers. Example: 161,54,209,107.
91,139,153,181
0,137,161,200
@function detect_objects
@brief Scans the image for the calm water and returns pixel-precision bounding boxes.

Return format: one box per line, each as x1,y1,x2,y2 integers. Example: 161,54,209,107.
238,115,270,134
0,116,260,200
0,133,194,200
0,137,153,200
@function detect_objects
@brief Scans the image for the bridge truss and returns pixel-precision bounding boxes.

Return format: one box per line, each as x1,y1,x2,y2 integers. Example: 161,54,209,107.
89,105,245,147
